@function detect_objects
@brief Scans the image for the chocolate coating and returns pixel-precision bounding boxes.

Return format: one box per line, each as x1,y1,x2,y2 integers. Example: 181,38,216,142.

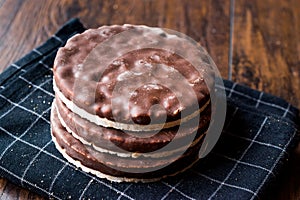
51,105,204,179
55,97,210,153
53,25,214,125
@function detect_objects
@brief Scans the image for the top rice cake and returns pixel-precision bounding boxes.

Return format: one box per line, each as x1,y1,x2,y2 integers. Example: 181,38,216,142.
53,24,214,132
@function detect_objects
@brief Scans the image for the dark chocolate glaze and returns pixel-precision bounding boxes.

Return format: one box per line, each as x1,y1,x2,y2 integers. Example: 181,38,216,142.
53,25,214,125
51,105,204,179
55,97,210,153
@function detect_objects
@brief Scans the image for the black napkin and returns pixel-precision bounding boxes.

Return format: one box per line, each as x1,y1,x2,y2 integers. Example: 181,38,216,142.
0,19,299,200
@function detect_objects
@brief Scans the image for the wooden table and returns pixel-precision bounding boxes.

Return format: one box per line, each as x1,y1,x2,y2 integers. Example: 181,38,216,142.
0,0,299,199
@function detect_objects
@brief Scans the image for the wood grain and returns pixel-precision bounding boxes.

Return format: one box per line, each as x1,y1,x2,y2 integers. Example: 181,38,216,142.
0,178,43,200
233,0,300,199
232,0,300,108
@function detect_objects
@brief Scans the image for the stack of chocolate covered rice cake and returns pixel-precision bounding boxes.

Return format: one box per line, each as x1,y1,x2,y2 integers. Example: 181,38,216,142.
51,25,214,182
